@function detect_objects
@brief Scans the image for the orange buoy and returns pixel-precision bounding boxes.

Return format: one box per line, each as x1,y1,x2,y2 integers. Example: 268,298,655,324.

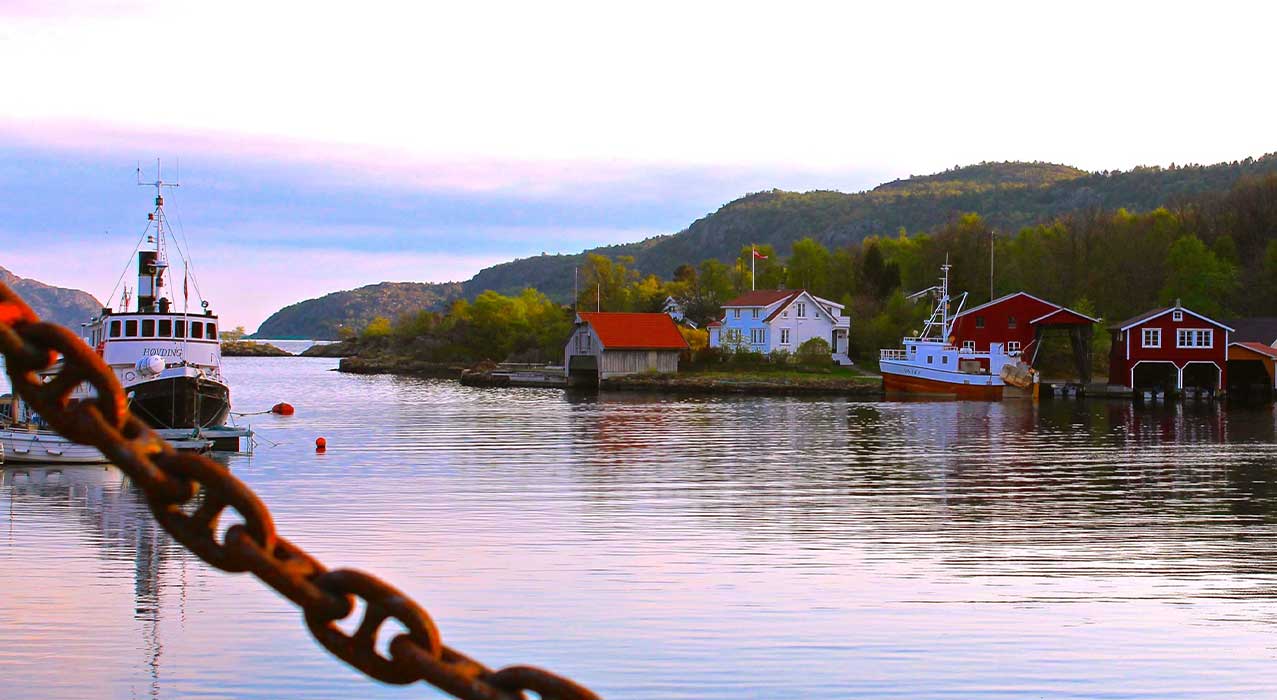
315,436,327,452
271,402,295,415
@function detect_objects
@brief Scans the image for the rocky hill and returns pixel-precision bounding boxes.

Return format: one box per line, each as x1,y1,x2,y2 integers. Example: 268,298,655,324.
251,281,463,340
0,266,102,328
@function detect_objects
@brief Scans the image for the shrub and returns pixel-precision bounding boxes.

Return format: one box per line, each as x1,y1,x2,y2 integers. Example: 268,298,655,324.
795,337,832,366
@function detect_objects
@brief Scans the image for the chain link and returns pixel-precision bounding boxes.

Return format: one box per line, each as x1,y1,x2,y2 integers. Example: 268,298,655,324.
0,283,599,700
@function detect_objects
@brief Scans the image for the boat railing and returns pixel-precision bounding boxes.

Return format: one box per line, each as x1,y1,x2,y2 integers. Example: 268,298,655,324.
880,349,908,360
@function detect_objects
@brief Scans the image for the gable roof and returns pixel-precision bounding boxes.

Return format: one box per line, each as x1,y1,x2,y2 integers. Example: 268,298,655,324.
763,290,818,323
1230,341,1277,360
955,291,1100,324
577,312,688,350
1029,307,1101,325
1111,306,1235,332
1224,317,1277,345
722,289,799,308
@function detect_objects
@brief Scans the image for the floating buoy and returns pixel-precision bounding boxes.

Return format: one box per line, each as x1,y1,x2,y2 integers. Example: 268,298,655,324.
271,402,295,415
315,436,327,452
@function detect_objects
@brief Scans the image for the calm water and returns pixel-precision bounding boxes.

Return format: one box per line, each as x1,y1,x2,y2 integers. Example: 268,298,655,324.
3,358,1277,699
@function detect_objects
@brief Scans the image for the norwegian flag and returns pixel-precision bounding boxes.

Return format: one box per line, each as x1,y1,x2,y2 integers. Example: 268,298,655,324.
752,248,768,260
183,269,189,304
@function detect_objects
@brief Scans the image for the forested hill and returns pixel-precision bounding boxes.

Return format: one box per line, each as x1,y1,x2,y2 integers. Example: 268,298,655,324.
251,281,463,340
0,266,102,328
463,155,1277,301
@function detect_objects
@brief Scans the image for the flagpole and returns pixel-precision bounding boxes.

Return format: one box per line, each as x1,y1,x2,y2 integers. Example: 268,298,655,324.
751,246,756,291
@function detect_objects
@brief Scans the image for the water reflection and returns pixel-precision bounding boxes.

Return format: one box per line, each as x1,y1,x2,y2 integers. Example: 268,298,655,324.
4,358,1277,699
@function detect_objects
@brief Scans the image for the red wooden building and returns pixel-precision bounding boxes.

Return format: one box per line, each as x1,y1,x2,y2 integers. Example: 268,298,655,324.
1107,304,1233,391
948,292,1098,379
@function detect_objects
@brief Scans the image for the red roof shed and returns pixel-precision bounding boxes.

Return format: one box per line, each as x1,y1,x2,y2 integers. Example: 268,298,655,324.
1107,305,1233,390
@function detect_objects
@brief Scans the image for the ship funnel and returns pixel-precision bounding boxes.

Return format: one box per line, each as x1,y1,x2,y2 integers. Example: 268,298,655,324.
137,251,160,311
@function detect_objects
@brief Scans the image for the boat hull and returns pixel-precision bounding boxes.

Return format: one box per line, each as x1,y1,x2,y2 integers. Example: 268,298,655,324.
0,430,109,463
881,368,1005,400
127,375,230,430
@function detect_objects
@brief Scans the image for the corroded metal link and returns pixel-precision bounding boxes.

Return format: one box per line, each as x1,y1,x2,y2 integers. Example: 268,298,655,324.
0,281,599,700
305,569,443,684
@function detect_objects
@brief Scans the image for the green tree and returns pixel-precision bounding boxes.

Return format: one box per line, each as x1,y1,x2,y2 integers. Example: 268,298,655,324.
787,237,831,294
1159,235,1238,317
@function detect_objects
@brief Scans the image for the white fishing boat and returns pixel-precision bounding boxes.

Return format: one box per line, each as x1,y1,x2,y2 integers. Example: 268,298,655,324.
879,260,1037,400
80,164,232,431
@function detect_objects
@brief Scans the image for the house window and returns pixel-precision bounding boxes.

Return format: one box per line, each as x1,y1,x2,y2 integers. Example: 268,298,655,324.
733,309,741,319
962,340,975,351
1141,328,1161,348
780,328,791,345
975,316,985,329
1177,328,1213,348
781,310,788,318
751,308,759,319
750,328,765,345
727,329,742,343
796,302,806,318
1007,341,1022,353
1007,315,1018,329
1173,310,1183,322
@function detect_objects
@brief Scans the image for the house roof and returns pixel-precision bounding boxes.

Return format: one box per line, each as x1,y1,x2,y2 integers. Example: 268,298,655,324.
577,312,689,350
955,291,1100,324
722,289,799,308
1230,341,1277,360
1029,307,1101,326
1110,306,1235,332
1224,317,1277,345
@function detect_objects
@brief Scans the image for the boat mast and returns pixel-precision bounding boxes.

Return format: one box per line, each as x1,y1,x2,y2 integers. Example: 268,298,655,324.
136,160,179,313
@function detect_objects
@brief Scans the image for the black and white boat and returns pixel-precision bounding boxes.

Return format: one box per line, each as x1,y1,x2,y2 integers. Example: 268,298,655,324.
81,165,231,431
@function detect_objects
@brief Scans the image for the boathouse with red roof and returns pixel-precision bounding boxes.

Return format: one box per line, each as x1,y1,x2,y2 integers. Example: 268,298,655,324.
565,312,689,381
1107,303,1233,391
948,292,1098,380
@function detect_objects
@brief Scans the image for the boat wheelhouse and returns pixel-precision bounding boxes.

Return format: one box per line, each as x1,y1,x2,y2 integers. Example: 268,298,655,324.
81,165,231,430
878,261,1034,400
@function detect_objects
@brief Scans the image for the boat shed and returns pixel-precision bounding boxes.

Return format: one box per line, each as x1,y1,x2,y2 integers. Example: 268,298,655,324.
565,312,689,382
1227,341,1277,401
948,292,1098,380
1107,303,1233,392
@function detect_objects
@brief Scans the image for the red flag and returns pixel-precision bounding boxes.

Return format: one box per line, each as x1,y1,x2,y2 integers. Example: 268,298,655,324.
183,269,189,303
752,248,768,260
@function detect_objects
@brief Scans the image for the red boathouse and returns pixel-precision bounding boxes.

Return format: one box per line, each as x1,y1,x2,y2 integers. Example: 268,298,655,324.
1107,303,1233,391
948,292,1098,379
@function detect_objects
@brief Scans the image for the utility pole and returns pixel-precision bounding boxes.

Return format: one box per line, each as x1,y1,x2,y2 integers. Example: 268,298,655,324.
989,228,995,303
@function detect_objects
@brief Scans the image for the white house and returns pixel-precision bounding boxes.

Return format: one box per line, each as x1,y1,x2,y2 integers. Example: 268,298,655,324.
707,289,851,363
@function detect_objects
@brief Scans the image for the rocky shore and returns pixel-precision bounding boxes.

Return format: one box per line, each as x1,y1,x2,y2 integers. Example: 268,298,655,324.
220,340,292,357
300,340,360,358
600,371,883,396
337,355,464,378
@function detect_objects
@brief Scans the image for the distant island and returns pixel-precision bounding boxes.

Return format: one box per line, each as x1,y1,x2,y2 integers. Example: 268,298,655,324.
0,266,102,328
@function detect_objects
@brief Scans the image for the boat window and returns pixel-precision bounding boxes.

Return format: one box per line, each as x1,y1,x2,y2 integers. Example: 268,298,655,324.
159,319,172,337
207,323,217,338
942,355,948,364
175,320,186,338
125,320,138,337
110,321,121,338
142,319,155,337
927,355,933,364
191,322,204,339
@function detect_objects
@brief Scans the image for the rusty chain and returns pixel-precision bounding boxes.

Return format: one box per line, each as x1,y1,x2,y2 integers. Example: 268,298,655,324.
0,283,599,700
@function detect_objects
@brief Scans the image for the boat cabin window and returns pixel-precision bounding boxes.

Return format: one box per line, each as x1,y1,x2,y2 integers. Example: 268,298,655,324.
142,319,155,337
125,320,138,337
175,320,186,338
927,355,933,364
207,323,217,338
191,322,204,339
942,355,948,364
159,319,172,337
110,321,122,338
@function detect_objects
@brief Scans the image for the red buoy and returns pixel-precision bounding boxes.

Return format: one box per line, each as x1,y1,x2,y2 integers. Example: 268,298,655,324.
315,436,327,452
271,402,295,415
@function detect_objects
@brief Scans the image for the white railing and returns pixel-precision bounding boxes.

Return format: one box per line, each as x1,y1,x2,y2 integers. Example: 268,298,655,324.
880,349,908,360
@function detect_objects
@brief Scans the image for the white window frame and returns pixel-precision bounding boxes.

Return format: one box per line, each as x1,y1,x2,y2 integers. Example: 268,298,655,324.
1006,341,1021,353
781,310,788,318
1141,328,1161,348
796,302,806,318
751,308,759,319
1173,310,1184,322
1176,328,1213,348
961,340,975,351
780,328,791,345
750,328,765,345
733,309,741,319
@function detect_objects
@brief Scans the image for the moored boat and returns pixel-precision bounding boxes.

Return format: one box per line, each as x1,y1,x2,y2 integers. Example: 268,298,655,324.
80,164,232,431
879,260,1036,400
